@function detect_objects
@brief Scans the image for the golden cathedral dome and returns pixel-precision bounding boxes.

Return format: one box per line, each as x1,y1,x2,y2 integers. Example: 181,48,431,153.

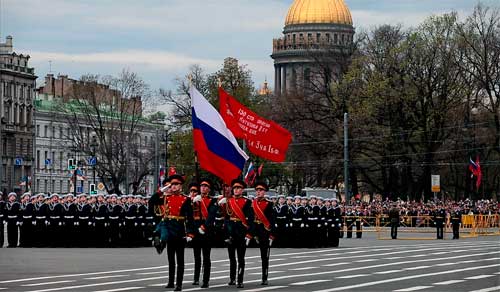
285,0,353,26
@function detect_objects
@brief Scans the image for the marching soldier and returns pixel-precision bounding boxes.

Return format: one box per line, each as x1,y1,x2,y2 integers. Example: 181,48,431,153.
34,194,49,247
123,194,138,247
306,195,320,248
19,193,35,247
450,206,462,239
273,194,289,247
150,174,195,291
94,194,109,247
136,195,148,246
252,181,275,286
220,179,254,288
434,205,446,239
389,203,400,239
318,197,328,247
76,194,93,247
191,179,218,288
328,198,342,247
48,194,64,247
6,192,20,248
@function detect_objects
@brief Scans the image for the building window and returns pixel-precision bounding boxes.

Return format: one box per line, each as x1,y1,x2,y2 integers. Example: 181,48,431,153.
44,125,48,137
44,151,48,169
52,126,56,138
36,125,40,137
59,127,63,139
44,179,48,193
334,34,338,44
36,179,40,193
60,152,63,170
36,150,40,169
317,33,321,42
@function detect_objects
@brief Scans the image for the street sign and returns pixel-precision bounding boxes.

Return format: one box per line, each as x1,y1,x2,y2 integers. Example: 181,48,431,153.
44,159,52,166
88,157,97,166
431,175,440,192
97,182,105,191
15,157,23,166
76,186,83,193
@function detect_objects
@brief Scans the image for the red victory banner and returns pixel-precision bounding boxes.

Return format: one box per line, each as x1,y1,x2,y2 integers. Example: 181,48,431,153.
219,87,292,162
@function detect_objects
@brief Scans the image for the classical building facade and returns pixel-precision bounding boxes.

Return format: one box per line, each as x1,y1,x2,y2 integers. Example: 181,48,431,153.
272,0,355,95
0,36,37,194
34,74,157,195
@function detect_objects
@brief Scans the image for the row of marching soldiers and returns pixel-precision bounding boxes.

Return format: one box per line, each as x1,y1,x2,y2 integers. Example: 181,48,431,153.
148,175,344,292
0,191,155,248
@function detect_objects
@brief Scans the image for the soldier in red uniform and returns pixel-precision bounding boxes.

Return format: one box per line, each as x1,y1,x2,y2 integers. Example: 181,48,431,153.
149,174,194,291
252,181,275,286
191,179,218,288
220,179,254,288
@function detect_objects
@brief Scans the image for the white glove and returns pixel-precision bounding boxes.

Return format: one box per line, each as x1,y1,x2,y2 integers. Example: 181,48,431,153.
245,237,251,246
193,195,202,203
275,224,278,228
306,224,309,227
218,198,227,205
198,227,205,235
141,223,145,226
45,220,49,225
119,223,122,227
186,236,193,243
255,237,260,244
269,239,273,247
89,222,93,226
317,224,322,228
134,222,138,226
74,222,79,226
300,223,304,228
18,222,22,226
331,224,335,227
361,222,364,226
325,222,328,226
59,222,63,226
33,221,37,226
285,223,289,228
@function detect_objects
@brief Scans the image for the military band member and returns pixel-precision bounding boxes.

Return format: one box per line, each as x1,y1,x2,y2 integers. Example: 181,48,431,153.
150,174,194,291
450,206,462,239
191,179,218,288
220,179,254,288
252,181,275,286
389,203,400,239
6,192,20,247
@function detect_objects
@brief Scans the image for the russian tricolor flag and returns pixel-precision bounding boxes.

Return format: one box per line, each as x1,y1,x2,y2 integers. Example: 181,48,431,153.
190,86,249,183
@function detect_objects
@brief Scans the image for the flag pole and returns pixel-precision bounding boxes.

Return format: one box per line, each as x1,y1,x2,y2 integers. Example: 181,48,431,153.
189,74,200,184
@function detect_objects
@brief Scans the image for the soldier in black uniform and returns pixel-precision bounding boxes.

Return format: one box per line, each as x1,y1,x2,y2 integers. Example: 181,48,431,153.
305,195,321,248
19,193,35,247
150,174,195,291
273,194,289,248
317,197,328,247
94,194,109,247
221,179,254,288
76,194,93,247
191,179,218,288
0,191,5,247
355,206,363,238
34,194,49,247
62,194,78,247
123,194,138,247
328,198,342,247
345,206,355,238
136,195,148,246
450,206,462,239
252,181,275,286
108,194,123,247
290,196,305,247
48,194,65,247
434,205,446,239
389,203,400,239
5,192,20,248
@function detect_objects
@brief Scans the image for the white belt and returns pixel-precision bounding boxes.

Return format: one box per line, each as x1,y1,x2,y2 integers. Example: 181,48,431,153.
95,217,105,220
125,216,136,219
50,216,60,219
8,215,18,219
36,216,46,219
79,216,89,219
292,218,302,221
23,216,33,219
109,216,119,219
64,216,75,219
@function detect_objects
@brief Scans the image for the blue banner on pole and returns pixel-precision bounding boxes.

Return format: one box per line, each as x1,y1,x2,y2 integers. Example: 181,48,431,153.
44,159,52,165
88,157,97,166
15,157,23,166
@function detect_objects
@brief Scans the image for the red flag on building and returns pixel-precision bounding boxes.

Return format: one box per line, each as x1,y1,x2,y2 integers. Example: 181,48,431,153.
219,87,292,162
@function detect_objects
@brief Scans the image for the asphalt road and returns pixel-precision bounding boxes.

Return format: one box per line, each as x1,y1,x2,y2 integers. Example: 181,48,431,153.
0,234,499,292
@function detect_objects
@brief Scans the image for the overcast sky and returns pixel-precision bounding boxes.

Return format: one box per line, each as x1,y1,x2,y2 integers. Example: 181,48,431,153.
1,0,497,92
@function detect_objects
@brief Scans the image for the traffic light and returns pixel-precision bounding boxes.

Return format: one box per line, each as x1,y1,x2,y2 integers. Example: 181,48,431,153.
68,158,76,170
89,183,97,195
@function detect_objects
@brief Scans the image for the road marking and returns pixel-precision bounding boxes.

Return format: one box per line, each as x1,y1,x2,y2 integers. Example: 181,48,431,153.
242,286,288,292
458,260,479,263
404,266,430,270
91,287,144,292
433,280,466,285
249,271,285,275
431,252,448,255
85,275,130,280
322,262,350,267
386,257,404,259
435,263,455,266
1,241,494,285
393,286,433,291
291,280,332,285
292,255,318,258
465,275,496,280
355,259,377,262
336,274,370,279
311,263,500,292
290,266,318,271
408,255,426,258
468,287,500,292
22,281,76,287
374,270,402,274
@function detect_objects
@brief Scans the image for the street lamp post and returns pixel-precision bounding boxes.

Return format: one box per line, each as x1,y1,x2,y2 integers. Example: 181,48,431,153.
90,136,98,185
